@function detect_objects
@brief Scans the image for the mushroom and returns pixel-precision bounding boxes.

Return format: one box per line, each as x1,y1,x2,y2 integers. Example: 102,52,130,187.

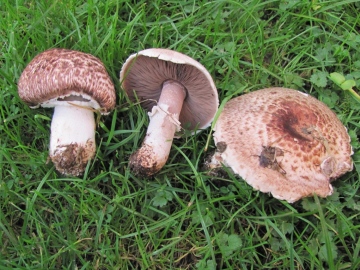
120,48,218,176
208,87,353,203
18,48,116,176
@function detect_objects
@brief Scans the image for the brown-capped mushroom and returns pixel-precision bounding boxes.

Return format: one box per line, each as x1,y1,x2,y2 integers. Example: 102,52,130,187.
18,48,116,176
120,48,218,176
208,87,353,203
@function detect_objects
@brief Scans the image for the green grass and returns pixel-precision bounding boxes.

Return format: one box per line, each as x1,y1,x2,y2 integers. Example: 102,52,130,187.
1,0,360,269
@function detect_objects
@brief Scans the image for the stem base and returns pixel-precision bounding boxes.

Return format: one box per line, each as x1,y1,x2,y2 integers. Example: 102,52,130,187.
49,105,96,176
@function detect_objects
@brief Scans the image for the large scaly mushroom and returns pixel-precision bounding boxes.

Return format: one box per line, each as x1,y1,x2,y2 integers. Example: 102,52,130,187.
208,87,353,203
120,48,218,176
18,48,116,176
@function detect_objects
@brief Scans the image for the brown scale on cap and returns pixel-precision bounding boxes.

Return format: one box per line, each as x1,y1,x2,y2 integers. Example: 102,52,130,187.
18,48,116,112
211,87,353,203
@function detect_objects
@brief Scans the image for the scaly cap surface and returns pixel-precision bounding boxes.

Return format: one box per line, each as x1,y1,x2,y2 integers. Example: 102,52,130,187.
213,87,353,203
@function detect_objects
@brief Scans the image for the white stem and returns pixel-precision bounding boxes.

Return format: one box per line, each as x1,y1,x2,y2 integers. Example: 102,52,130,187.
130,80,186,176
49,105,96,176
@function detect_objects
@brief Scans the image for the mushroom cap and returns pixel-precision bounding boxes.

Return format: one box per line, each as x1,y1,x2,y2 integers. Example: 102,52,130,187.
119,48,219,131
213,87,353,203
18,48,116,113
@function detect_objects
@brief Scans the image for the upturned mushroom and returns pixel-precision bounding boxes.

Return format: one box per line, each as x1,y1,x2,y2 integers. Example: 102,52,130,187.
208,87,353,203
18,48,116,176
120,48,218,176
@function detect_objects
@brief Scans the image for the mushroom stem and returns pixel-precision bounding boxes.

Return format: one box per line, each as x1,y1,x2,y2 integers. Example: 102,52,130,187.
130,80,186,176
49,105,96,176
